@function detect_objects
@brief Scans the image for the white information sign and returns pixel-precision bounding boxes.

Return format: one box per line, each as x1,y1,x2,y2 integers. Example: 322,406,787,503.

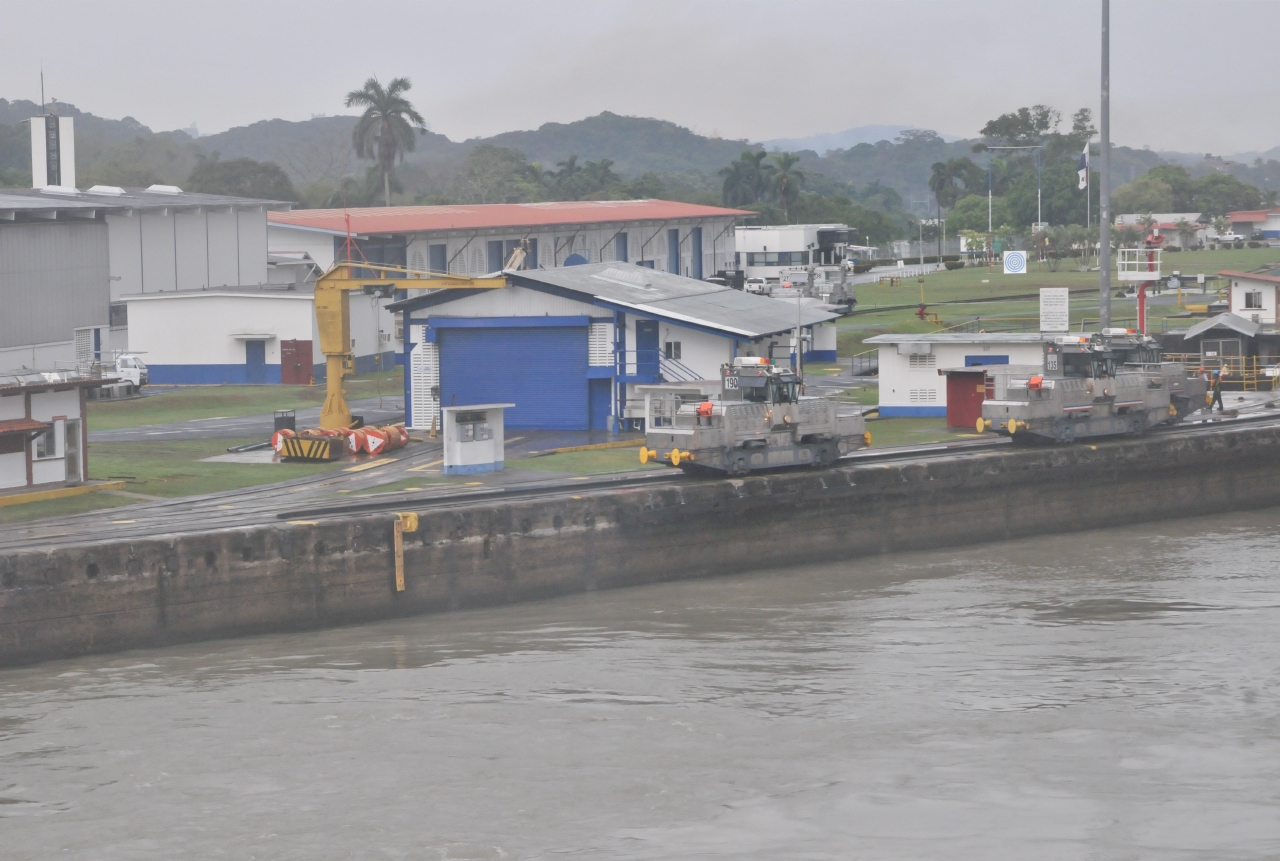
1039,287,1070,332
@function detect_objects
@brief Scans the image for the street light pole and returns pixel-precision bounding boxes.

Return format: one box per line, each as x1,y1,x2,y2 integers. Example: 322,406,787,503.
1099,0,1112,329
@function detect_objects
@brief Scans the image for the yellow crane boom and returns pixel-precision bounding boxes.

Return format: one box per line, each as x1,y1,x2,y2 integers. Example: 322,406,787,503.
314,261,505,428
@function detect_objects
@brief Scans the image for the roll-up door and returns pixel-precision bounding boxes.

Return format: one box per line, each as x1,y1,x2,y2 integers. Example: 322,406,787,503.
439,327,589,429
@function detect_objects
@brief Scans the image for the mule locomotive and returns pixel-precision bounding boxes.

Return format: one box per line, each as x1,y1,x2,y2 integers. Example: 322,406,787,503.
977,330,1206,443
640,357,869,475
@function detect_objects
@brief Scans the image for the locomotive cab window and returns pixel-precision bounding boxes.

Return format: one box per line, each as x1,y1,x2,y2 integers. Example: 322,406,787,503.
739,376,769,403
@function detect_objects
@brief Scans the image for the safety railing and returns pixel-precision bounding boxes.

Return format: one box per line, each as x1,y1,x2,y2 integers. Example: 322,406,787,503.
615,350,702,383
1162,354,1280,391
849,349,878,376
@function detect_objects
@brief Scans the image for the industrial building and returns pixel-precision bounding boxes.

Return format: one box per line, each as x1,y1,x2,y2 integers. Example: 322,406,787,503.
865,333,1049,417
268,200,752,280
0,370,104,491
388,261,837,431
735,224,853,283
0,112,292,374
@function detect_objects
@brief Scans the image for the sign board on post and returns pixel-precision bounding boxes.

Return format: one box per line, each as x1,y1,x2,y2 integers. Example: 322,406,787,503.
1039,287,1070,332
1003,250,1027,274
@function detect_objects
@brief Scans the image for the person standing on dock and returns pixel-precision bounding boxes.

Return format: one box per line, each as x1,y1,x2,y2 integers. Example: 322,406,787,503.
1211,370,1224,412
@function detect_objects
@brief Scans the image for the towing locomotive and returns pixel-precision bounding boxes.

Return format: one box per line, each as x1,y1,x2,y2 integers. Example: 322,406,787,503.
640,357,869,475
977,329,1206,443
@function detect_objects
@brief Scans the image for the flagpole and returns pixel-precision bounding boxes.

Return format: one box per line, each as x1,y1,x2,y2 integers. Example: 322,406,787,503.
1099,0,1112,330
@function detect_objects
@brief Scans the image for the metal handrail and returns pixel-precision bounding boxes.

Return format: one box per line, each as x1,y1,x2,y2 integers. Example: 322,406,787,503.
615,349,701,383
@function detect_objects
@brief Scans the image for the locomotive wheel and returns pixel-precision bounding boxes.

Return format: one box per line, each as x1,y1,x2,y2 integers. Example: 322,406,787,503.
1129,415,1148,437
812,444,837,468
729,454,750,477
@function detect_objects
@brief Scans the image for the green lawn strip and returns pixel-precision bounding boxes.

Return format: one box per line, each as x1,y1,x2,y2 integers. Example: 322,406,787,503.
87,367,405,431
89,386,326,430
865,417,978,448
507,448,665,475
89,437,340,497
0,492,136,525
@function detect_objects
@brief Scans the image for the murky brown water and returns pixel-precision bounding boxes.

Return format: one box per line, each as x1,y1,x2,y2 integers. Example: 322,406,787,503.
3,511,1280,859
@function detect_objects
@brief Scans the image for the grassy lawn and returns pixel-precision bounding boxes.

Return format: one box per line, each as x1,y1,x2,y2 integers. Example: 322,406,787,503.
507,448,665,475
839,247,1280,357
89,437,341,497
0,492,137,525
88,367,404,430
865,417,980,448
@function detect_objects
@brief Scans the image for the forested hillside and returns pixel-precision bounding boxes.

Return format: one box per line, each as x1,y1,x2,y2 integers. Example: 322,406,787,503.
1,95,1277,245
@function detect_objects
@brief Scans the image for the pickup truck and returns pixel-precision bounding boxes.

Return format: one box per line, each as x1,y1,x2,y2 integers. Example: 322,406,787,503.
1216,232,1246,243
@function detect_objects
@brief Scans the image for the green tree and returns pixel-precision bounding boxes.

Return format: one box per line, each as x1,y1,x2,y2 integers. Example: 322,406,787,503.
457,144,543,203
768,152,805,222
1111,175,1174,215
928,157,983,210
187,153,297,201
945,193,1011,233
1146,165,1194,210
717,150,774,206
344,76,427,206
1190,173,1261,217
980,105,1060,146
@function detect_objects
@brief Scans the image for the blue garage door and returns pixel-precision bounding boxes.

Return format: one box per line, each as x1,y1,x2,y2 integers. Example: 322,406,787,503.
439,327,589,429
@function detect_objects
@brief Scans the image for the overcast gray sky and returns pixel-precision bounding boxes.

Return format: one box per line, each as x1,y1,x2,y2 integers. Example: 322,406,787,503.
3,0,1277,155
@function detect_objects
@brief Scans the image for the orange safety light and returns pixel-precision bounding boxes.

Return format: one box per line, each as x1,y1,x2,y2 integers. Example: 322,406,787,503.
1028,375,1044,390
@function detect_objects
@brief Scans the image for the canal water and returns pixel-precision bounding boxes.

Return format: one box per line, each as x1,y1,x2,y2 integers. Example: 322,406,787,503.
3,511,1280,859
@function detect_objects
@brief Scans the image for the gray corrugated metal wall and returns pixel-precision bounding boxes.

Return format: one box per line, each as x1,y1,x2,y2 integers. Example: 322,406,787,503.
0,222,109,349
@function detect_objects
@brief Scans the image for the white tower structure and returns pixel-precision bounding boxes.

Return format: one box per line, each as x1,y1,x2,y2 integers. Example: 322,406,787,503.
29,114,76,190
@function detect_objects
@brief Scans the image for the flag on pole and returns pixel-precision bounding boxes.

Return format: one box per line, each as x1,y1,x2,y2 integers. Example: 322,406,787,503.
1077,142,1089,190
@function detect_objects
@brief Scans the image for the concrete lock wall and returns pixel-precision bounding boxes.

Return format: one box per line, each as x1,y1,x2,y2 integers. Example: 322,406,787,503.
4,425,1280,667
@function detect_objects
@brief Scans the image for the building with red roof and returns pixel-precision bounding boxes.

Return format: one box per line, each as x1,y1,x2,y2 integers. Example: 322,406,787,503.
1228,207,1280,239
267,199,753,281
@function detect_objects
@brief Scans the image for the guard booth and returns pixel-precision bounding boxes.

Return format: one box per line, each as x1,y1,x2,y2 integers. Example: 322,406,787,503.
442,403,513,475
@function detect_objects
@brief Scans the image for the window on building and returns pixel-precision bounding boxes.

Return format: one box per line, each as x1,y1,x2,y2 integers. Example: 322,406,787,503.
34,426,58,459
664,341,682,361
1245,290,1263,309
615,233,628,263
394,316,404,341
109,303,127,328
0,434,23,456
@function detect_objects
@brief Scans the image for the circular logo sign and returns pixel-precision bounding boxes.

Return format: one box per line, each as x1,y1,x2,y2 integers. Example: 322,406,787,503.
1004,250,1027,274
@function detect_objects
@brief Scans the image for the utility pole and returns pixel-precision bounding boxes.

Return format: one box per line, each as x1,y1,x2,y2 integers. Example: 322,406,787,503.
1099,0,1112,329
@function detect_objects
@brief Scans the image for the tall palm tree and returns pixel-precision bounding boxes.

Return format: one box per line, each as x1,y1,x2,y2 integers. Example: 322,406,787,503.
718,160,753,206
345,76,426,206
768,152,804,222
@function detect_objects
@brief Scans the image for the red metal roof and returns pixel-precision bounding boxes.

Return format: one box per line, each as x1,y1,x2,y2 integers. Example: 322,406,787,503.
1228,209,1278,221
1220,269,1280,284
268,199,754,235
0,418,50,436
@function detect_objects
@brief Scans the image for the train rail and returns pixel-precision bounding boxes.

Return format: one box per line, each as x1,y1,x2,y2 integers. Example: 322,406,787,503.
3,410,1278,553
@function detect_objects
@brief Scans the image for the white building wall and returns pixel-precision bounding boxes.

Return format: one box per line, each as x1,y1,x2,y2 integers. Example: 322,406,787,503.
1228,278,1279,324
394,217,737,282
0,393,24,489
124,293,314,366
269,225,338,271
29,389,85,486
877,340,1047,414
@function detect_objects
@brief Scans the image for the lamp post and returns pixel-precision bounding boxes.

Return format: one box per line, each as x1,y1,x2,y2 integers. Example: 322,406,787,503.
1099,0,1112,329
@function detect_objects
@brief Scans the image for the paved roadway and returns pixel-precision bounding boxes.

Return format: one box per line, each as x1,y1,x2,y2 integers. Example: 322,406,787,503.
89,396,408,443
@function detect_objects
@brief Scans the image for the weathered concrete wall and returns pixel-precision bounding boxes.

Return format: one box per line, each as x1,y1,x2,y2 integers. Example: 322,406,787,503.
4,425,1280,667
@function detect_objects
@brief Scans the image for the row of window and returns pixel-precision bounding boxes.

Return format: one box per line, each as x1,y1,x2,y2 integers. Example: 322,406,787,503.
907,354,937,369
742,251,809,267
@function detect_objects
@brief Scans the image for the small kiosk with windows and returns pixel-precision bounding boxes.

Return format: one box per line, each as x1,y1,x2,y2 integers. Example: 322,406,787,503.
441,403,514,475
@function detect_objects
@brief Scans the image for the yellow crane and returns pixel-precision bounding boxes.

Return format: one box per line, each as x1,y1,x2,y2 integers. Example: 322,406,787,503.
314,261,508,428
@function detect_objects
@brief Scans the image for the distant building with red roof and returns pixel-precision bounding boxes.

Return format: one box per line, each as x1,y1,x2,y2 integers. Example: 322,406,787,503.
268,200,754,281
1228,207,1280,239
